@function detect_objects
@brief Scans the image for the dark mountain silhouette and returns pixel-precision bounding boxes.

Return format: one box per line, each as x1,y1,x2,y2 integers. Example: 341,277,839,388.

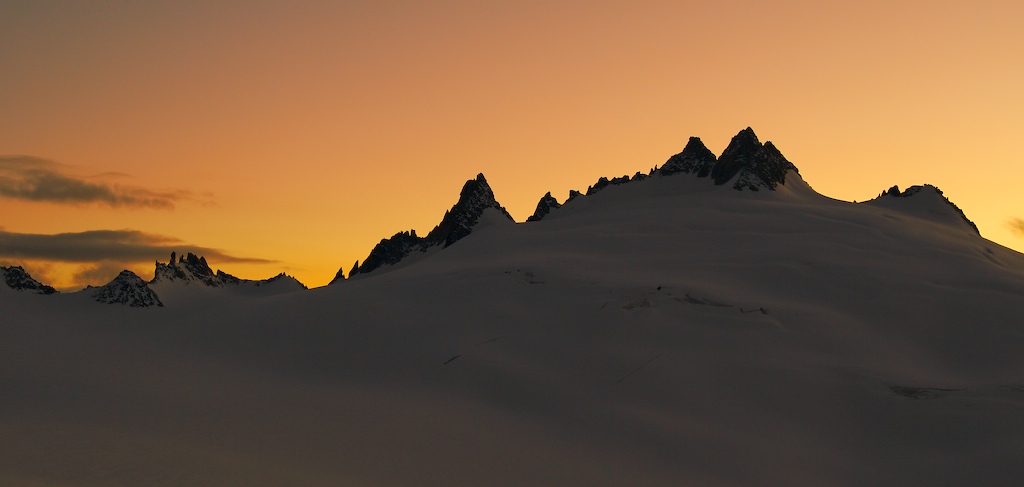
660,136,717,177
341,173,514,279
1,265,57,294
529,127,799,222
527,192,562,222
92,270,163,307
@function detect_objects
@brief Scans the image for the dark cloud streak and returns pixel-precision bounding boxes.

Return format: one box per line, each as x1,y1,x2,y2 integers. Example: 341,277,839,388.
0,229,274,265
1009,218,1024,237
0,155,197,208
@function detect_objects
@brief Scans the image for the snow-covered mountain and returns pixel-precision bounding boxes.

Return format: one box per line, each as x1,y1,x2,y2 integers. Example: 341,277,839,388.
336,172,515,281
153,251,224,287
1,265,57,294
2,128,1023,486
147,252,307,306
90,270,163,307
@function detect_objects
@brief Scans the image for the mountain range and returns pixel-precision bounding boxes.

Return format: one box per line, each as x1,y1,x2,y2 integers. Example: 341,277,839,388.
2,128,1022,486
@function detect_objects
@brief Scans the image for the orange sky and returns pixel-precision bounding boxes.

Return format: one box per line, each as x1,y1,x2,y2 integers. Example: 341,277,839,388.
1,0,1022,290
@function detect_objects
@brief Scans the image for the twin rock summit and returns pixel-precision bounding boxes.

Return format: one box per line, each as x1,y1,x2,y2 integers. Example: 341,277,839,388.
1,127,974,306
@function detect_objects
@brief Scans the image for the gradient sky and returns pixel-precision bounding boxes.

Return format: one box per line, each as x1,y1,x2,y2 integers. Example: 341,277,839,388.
1,0,1022,290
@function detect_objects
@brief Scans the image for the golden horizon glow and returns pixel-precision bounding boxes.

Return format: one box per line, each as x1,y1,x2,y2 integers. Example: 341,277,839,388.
2,1,1022,289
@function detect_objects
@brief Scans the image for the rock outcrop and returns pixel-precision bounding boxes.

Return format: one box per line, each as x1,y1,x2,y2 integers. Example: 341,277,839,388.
660,137,717,177
586,175,632,196
710,128,797,190
217,270,308,289
870,184,980,235
527,192,562,222
342,173,514,279
530,128,800,222
1,266,57,294
424,173,514,248
153,252,222,286
92,270,163,307
152,252,307,289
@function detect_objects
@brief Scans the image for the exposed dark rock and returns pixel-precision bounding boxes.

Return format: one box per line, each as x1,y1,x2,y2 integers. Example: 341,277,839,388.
214,270,243,285
217,270,308,289
153,252,222,286
527,192,562,222
152,252,306,289
345,173,514,278
329,266,346,284
1,266,57,294
586,175,631,196
876,184,980,235
731,141,797,191
879,185,914,198
424,173,513,248
262,273,307,289
92,270,163,307
709,128,797,190
711,127,763,186
357,230,427,276
565,189,583,203
660,137,717,177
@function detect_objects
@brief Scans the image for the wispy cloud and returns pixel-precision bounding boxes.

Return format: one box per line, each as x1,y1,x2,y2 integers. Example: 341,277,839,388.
0,155,204,209
1009,217,1024,237
0,229,274,265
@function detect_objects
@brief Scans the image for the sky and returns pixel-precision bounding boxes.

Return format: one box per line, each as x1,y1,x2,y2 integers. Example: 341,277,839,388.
1,0,1022,290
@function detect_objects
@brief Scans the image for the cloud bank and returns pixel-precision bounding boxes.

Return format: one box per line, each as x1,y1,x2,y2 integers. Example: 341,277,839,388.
0,156,196,208
0,229,274,265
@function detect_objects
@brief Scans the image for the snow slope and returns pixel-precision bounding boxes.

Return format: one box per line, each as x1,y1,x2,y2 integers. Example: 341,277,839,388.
2,149,1023,485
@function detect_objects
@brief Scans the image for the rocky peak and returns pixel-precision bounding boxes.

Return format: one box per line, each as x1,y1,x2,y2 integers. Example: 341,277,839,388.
350,230,425,277
660,136,717,177
152,252,222,286
329,266,346,285
341,173,514,280
709,128,797,191
425,173,514,248
1,265,57,294
92,270,163,307
527,192,562,222
730,140,798,191
711,127,763,186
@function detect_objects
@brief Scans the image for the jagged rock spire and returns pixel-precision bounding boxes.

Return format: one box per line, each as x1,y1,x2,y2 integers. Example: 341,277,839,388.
660,137,717,177
153,252,221,286
151,251,305,289
337,173,514,280
329,266,346,284
527,192,561,222
425,173,513,248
